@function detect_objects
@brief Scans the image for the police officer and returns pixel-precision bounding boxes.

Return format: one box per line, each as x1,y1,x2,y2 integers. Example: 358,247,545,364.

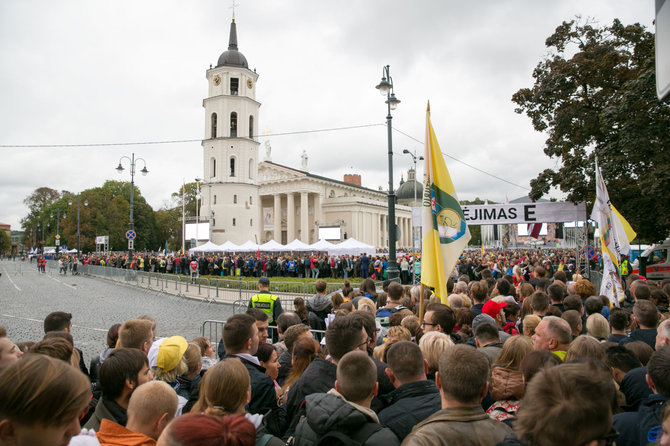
248,277,283,341
620,255,631,282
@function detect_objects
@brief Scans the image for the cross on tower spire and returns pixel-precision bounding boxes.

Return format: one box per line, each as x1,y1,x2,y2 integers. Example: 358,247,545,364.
230,0,239,21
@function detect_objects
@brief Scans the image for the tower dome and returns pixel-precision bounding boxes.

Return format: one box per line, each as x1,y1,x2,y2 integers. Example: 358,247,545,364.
396,168,423,205
217,20,248,68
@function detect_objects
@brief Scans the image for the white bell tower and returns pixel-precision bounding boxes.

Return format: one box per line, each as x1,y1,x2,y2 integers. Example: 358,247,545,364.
200,17,261,245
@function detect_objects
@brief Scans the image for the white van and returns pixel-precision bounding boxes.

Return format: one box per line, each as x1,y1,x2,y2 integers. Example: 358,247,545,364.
631,237,670,283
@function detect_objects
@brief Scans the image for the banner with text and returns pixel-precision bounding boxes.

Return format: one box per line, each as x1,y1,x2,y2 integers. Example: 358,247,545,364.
461,202,586,225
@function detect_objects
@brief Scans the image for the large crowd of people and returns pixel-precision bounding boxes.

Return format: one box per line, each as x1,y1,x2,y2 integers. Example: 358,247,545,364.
1,257,670,446
32,246,603,287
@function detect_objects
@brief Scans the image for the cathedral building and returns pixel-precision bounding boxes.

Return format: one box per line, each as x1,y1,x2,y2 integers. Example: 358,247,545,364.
199,18,415,248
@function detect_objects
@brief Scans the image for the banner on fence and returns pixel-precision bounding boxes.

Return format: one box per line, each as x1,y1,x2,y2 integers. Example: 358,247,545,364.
460,202,586,225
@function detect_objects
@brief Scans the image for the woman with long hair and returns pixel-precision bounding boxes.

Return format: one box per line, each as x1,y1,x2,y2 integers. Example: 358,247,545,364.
486,335,533,425
278,337,323,403
192,358,284,446
293,297,309,325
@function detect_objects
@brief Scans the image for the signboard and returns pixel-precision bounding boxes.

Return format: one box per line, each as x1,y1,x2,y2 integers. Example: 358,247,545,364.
582,245,596,259
95,236,109,244
460,202,586,225
318,226,341,241
125,230,136,240
128,239,134,250
184,223,210,241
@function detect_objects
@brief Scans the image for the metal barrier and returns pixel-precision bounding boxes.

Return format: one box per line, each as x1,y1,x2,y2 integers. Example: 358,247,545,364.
201,319,326,348
79,264,381,304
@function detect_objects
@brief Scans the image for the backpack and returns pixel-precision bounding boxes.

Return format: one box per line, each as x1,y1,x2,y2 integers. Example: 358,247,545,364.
316,421,383,446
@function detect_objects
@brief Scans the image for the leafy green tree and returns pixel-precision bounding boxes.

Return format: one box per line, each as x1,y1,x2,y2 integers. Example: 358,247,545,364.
512,18,670,242
170,182,200,217
0,231,10,254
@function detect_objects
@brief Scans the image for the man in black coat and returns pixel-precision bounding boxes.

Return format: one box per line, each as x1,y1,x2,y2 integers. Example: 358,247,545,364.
222,314,277,415
378,341,441,441
613,346,670,446
282,313,368,439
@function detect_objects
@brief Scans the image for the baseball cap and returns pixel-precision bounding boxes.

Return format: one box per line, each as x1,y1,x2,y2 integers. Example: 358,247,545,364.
482,300,507,319
258,277,270,286
156,336,188,372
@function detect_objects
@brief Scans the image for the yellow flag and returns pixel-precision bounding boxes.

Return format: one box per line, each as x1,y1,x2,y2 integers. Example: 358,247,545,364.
421,102,471,304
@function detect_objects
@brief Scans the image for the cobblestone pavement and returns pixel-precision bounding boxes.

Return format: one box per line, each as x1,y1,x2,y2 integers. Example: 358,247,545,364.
0,259,235,368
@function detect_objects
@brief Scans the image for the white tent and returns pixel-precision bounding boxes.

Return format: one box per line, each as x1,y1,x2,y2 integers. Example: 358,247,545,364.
308,239,336,252
329,238,375,256
189,241,221,253
217,240,240,252
284,239,312,251
260,240,285,252
237,240,260,252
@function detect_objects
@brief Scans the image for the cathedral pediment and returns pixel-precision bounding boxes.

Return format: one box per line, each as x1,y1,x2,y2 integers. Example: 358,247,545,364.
258,162,306,183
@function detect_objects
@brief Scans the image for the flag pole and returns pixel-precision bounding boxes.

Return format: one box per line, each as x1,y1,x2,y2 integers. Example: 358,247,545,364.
419,283,426,324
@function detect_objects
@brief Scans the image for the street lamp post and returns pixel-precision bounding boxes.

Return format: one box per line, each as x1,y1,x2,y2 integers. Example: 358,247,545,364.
68,194,88,256
403,148,423,284
116,153,149,260
376,65,401,281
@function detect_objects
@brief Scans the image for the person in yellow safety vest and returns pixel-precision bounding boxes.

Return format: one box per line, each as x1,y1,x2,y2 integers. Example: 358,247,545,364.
248,276,284,326
621,256,630,278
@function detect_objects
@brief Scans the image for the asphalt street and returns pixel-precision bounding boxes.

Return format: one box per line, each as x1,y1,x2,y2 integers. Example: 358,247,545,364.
0,259,234,369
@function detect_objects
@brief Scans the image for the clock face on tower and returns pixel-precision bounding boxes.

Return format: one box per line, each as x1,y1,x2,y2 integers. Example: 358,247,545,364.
213,75,221,86
247,79,253,89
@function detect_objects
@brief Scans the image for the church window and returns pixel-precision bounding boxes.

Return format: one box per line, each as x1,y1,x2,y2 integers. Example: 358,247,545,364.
249,115,254,138
248,159,254,180
249,196,252,205
230,157,236,177
232,218,236,226
211,113,218,138
233,195,237,204
329,190,335,198
230,78,239,95
214,195,217,205
212,218,216,226
250,218,253,226
211,157,216,178
230,112,238,137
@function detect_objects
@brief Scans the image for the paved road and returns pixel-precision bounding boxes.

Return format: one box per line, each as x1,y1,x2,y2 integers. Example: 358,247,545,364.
0,259,234,369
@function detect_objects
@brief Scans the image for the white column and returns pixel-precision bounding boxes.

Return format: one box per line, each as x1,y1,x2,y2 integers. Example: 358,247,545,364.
273,193,281,242
314,194,322,229
358,212,364,243
287,193,295,241
301,192,309,243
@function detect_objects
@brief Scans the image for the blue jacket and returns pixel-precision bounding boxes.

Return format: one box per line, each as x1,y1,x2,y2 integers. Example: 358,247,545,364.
613,394,669,446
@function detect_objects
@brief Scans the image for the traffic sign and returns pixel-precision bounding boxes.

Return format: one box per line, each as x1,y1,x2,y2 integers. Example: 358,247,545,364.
55,234,61,240
128,239,134,250
125,230,137,240
581,246,596,259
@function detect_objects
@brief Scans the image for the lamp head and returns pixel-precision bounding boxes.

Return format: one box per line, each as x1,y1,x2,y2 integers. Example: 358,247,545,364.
84,199,88,207
376,77,392,96
402,149,410,154
116,163,124,174
387,93,400,110
68,199,73,206
140,166,149,176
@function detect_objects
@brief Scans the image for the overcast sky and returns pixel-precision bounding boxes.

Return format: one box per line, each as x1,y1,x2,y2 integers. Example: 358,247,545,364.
0,0,654,230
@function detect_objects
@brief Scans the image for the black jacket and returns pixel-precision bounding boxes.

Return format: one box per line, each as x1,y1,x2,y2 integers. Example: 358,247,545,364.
619,329,657,350
294,391,399,446
225,354,277,415
377,380,441,441
613,393,669,446
284,358,337,438
619,366,652,412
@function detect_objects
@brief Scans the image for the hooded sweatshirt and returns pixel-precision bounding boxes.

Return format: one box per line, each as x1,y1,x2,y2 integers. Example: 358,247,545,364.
96,419,155,446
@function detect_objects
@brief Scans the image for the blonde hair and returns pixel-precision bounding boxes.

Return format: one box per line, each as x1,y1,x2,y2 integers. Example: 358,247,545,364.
192,358,249,416
419,331,453,374
586,313,610,340
357,297,376,315
523,315,542,337
565,335,606,363
183,343,202,375
493,335,533,369
152,359,188,383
